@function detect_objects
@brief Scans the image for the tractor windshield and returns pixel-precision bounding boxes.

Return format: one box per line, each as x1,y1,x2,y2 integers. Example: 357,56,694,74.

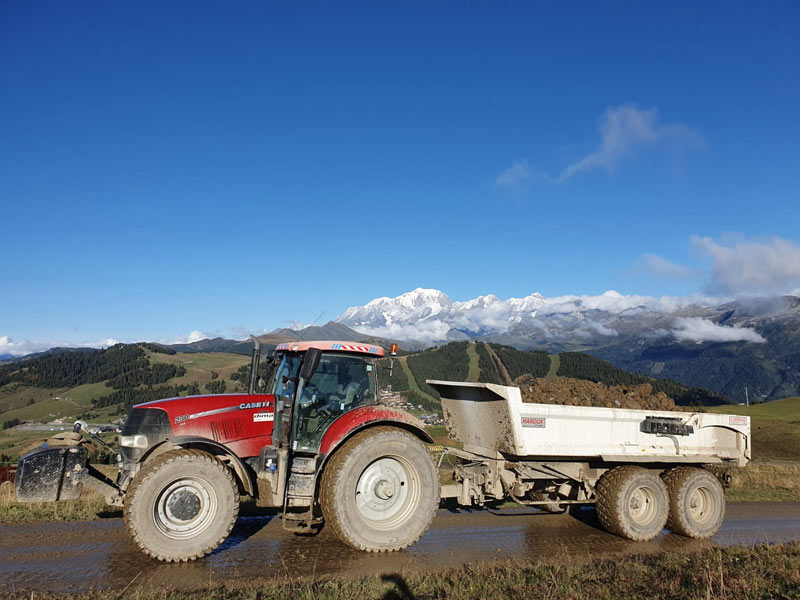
293,353,377,452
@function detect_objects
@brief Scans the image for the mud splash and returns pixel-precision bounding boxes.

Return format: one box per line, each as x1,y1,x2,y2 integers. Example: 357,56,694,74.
1,503,799,595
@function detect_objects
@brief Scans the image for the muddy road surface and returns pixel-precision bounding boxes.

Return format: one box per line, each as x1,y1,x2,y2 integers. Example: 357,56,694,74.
2,502,799,595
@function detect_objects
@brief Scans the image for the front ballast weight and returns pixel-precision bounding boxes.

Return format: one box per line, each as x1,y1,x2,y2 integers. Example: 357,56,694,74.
15,430,122,505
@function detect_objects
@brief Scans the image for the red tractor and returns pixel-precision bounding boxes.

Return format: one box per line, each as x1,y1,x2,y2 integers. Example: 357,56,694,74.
15,340,440,561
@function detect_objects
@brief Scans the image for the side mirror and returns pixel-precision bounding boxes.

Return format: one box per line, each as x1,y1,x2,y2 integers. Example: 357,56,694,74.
299,348,322,381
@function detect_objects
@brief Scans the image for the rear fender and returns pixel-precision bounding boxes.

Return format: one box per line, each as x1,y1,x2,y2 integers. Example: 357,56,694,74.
318,406,433,458
141,437,256,496
315,408,434,491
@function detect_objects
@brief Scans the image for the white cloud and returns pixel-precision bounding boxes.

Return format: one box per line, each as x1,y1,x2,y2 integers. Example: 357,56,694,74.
0,335,119,357
556,105,704,182
495,159,530,190
495,105,703,190
692,235,800,295
160,330,210,345
0,336,51,357
353,320,454,345
670,317,765,344
641,253,695,280
586,320,619,336
226,325,252,340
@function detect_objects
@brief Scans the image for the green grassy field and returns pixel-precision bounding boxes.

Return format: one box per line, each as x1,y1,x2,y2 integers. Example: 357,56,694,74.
545,353,560,380
465,342,480,382
398,356,439,405
148,350,250,388
0,384,71,416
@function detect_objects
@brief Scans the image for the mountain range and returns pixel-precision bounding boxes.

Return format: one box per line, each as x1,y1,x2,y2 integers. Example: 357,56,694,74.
5,288,800,403
336,288,800,402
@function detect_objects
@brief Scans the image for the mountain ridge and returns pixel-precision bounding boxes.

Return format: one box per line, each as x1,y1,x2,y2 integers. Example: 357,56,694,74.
338,288,800,402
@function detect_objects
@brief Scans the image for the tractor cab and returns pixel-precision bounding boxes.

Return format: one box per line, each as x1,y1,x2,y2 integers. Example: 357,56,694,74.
265,341,386,454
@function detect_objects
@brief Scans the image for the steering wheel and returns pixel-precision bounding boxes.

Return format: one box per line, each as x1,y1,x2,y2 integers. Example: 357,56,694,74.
304,390,339,420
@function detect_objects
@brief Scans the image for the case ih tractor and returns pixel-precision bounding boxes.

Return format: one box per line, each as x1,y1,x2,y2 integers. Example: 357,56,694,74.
16,340,440,561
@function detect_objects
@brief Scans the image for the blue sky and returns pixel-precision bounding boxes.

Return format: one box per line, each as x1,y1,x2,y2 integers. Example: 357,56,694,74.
2,1,799,352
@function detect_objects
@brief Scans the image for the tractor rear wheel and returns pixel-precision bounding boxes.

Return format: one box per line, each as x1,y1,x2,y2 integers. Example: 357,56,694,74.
124,449,239,562
320,426,439,552
595,466,669,541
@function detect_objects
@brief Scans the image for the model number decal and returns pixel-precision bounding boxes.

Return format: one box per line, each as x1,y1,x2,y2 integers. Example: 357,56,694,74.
253,412,274,422
521,416,546,428
175,414,189,424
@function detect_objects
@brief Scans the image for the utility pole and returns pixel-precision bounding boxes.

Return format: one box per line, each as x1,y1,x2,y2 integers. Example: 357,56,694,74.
745,386,749,406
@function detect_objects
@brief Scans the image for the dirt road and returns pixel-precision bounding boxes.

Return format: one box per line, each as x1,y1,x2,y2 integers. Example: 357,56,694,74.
2,503,799,595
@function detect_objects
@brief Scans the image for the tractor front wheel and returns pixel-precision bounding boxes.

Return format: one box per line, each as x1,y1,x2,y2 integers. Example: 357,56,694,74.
124,449,239,562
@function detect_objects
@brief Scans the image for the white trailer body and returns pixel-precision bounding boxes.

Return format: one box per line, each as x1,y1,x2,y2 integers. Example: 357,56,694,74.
429,380,750,466
428,380,750,542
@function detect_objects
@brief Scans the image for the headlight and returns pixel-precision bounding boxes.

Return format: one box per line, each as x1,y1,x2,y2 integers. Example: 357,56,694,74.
120,435,148,448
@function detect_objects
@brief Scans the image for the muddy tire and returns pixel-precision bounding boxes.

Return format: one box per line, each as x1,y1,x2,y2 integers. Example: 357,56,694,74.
595,466,668,541
320,426,439,552
662,467,725,538
124,449,239,562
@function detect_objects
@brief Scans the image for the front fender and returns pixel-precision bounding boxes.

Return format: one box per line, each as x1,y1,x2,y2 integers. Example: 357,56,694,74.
141,436,256,496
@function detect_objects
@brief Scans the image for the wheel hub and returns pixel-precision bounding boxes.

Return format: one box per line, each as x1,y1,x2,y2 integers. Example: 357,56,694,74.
355,457,414,526
154,477,217,539
374,480,394,500
688,486,713,523
628,486,656,524
166,488,202,521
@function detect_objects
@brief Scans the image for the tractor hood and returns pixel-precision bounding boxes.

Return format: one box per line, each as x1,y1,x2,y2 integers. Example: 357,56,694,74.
125,393,277,459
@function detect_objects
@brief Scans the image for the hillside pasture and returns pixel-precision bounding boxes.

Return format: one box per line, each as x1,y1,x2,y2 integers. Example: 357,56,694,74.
148,351,250,388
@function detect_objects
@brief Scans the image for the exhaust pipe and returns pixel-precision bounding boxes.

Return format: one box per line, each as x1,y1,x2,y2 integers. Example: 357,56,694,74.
249,335,261,395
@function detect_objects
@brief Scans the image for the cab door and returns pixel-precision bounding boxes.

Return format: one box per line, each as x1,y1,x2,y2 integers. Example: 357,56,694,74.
292,353,377,452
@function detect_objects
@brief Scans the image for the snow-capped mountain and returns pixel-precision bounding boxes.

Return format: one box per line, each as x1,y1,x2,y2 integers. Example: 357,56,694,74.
336,287,750,346
337,288,800,401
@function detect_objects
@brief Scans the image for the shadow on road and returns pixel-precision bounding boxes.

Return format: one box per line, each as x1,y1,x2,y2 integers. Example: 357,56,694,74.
381,573,418,600
212,515,275,554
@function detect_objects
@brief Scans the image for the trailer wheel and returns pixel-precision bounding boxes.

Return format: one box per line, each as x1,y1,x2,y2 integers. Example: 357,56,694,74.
662,467,725,538
595,466,668,541
124,449,239,562
320,426,439,552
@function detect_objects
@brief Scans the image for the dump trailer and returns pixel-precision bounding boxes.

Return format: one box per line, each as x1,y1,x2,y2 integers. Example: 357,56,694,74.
15,340,750,562
430,380,750,541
